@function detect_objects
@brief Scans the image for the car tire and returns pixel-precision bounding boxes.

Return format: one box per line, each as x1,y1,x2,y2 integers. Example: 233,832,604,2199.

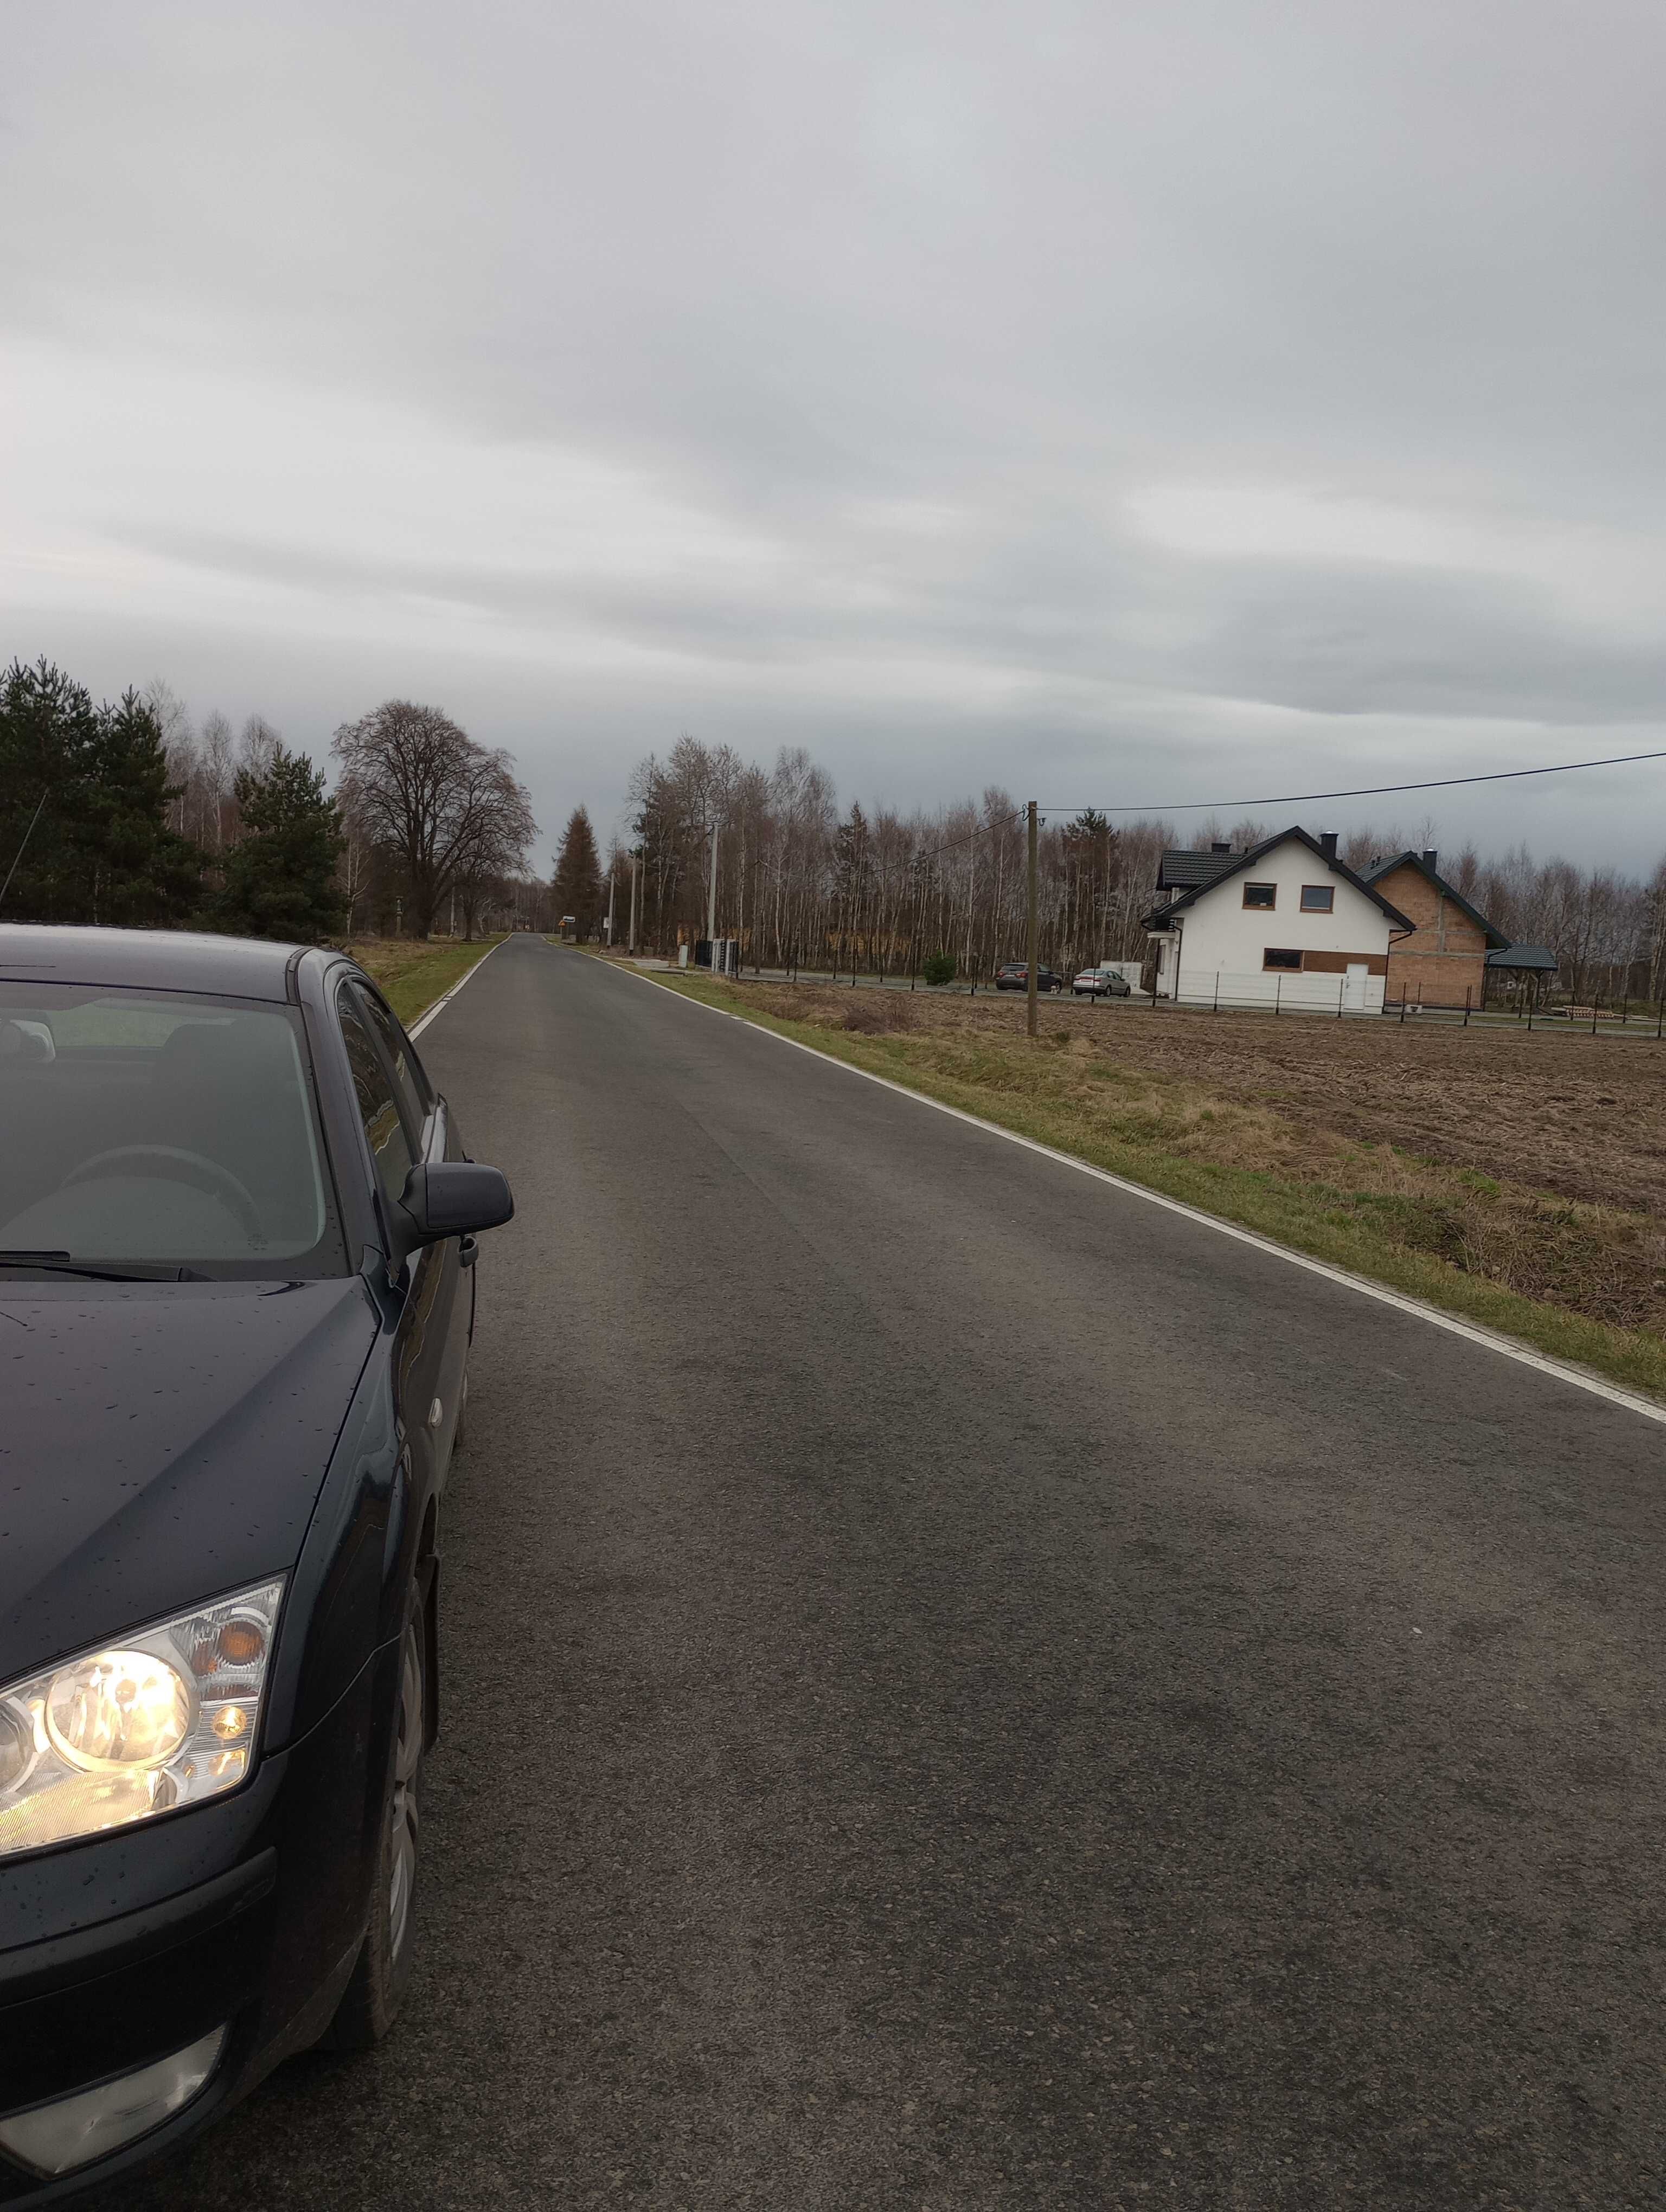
326,1602,425,2050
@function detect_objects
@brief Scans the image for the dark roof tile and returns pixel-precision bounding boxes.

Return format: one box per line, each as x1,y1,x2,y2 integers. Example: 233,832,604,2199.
1486,943,1558,970
1157,849,1241,891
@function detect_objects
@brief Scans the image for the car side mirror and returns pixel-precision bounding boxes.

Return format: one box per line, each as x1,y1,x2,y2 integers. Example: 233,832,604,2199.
390,1161,515,1271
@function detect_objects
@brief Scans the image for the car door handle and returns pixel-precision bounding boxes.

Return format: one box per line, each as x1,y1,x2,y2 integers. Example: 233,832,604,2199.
459,1234,478,1270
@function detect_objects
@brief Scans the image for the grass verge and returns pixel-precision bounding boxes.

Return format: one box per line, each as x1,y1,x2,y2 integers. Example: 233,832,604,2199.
644,968,1666,1402
346,936,504,1026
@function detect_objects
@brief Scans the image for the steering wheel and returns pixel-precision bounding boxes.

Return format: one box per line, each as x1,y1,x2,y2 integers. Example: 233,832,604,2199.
62,1146,265,1241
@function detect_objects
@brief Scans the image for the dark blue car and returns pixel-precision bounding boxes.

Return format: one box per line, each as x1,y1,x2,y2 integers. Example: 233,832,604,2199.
0,927,512,2200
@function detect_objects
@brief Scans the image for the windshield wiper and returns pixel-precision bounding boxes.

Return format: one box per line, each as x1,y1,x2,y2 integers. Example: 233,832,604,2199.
0,1250,214,1283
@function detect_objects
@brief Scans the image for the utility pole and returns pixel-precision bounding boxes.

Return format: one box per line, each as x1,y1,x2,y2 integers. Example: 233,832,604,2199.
1026,799,1040,1039
606,863,617,947
706,822,719,951
628,853,639,954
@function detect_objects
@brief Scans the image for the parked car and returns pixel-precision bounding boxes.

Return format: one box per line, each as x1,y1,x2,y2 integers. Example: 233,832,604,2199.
1072,966,1133,998
0,926,514,2201
994,963,1064,993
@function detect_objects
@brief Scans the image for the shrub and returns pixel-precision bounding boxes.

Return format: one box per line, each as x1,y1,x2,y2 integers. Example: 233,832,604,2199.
921,950,956,986
842,996,915,1034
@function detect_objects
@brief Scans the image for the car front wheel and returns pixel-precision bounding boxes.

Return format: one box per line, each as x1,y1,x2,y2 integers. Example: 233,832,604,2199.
328,1604,425,2049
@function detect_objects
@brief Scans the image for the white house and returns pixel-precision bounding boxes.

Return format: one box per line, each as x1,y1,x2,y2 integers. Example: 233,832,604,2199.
1142,828,1414,1013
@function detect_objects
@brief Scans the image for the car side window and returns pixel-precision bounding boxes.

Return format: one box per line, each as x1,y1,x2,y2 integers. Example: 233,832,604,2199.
351,985,431,1136
337,989,415,1214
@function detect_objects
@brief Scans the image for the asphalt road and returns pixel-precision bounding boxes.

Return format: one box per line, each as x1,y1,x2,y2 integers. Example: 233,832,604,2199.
107,936,1666,2209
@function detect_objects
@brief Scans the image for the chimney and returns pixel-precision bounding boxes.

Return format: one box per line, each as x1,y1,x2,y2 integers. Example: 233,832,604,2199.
1210,840,1230,854
1318,831,1338,860
1422,848,1438,871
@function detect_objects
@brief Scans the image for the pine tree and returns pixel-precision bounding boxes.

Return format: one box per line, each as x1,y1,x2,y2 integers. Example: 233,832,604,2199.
212,743,347,942
88,689,202,925
0,659,200,924
550,806,604,939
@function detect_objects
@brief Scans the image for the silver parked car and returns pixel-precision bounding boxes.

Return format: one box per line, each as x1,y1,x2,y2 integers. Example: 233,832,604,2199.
1072,965,1132,997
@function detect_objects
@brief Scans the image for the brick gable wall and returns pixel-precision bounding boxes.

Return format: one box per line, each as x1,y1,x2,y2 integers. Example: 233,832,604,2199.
1376,861,1490,1008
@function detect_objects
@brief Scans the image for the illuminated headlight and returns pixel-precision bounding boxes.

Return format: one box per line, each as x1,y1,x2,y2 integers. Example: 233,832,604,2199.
0,1580,284,1859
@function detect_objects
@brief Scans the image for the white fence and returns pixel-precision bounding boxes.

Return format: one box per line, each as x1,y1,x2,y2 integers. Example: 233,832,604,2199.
1162,967,1385,1015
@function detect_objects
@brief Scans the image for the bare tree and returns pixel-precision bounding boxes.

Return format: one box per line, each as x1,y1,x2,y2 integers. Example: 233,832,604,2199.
332,699,536,936
239,715,282,780
144,679,195,838
338,829,374,938
200,711,238,853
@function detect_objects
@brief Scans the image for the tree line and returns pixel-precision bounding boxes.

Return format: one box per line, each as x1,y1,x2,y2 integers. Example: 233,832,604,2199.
8,657,1658,993
0,660,540,942
616,734,1666,1002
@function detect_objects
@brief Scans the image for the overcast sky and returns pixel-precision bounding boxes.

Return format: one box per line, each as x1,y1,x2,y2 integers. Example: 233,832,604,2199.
5,0,1665,868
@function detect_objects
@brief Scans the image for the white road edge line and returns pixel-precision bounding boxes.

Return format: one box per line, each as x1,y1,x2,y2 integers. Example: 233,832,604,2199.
407,937,507,1039
602,956,1666,1431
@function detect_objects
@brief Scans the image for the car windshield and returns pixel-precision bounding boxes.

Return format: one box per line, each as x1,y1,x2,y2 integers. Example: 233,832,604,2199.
0,983,348,1278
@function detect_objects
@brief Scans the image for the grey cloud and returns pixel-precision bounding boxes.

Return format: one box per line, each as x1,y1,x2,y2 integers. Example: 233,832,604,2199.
129,513,1666,736
4,0,1666,867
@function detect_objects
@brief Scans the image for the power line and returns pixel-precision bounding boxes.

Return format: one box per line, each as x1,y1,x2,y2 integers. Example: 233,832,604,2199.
1040,745,1666,819
856,742,1666,876
909,805,1027,866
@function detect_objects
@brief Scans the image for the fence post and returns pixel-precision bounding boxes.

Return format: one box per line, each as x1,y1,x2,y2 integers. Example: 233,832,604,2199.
1337,975,1344,1020
1213,972,1219,1013
1399,994,1406,1024
1464,985,1471,1028
1276,975,1282,1016
1592,999,1599,1036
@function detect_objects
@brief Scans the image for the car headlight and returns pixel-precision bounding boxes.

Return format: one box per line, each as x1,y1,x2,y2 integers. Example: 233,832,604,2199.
0,1579,284,1859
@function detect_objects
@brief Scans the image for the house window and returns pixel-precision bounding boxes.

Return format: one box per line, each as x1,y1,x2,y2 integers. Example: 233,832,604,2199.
1300,884,1334,912
1263,947,1302,970
1242,882,1277,909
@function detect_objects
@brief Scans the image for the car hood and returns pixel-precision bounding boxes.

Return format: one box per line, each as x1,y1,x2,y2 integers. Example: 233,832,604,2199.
0,1277,379,1686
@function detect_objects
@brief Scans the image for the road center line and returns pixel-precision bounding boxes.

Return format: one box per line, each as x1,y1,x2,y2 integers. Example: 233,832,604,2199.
600,954,1666,1431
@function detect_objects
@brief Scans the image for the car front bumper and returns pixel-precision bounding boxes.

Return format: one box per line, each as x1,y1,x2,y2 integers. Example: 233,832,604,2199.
0,1643,393,2203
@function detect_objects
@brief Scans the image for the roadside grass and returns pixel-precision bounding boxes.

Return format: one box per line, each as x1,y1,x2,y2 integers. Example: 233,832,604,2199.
346,936,504,1026
644,967,1666,1401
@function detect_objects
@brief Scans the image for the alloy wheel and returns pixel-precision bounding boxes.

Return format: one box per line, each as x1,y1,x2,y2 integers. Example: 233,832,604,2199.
387,1620,423,1962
